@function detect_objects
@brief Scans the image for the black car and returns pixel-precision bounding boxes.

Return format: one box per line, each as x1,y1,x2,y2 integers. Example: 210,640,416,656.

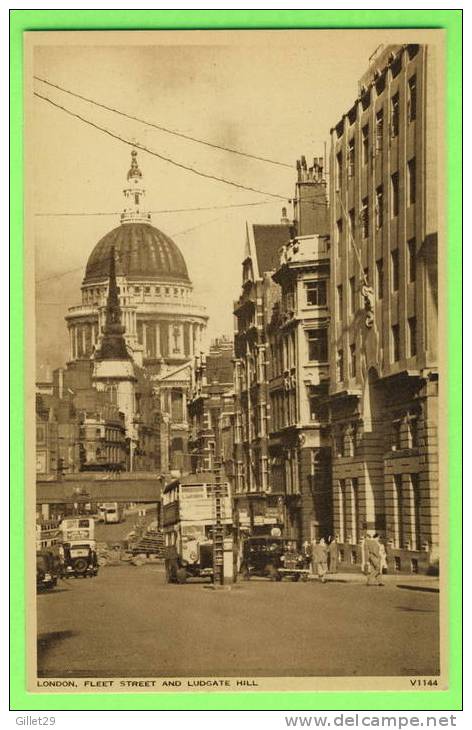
240,537,310,581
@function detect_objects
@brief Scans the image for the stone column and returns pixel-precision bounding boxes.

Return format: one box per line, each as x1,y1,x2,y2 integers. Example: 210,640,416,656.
168,322,173,356
178,323,184,354
142,322,147,357
155,322,161,357
81,326,86,356
69,328,74,360
188,323,194,357
74,326,79,359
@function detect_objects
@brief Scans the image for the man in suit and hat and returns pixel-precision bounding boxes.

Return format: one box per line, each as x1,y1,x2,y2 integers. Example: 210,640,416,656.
364,532,384,586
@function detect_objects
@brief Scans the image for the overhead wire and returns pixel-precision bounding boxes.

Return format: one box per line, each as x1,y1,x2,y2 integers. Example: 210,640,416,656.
34,75,293,170
34,199,276,218
34,91,288,201
34,196,329,218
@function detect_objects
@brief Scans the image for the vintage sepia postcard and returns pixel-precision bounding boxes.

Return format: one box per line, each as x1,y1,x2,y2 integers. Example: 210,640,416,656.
10,11,462,712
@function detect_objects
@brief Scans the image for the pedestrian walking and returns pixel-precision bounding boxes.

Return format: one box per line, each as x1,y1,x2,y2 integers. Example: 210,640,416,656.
312,538,329,583
379,539,388,576
328,535,339,573
364,533,384,586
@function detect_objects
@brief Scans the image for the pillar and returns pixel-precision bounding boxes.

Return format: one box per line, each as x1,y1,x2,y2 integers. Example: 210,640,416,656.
74,326,79,360
168,322,173,356
155,322,161,357
69,328,74,360
142,322,147,357
189,323,194,357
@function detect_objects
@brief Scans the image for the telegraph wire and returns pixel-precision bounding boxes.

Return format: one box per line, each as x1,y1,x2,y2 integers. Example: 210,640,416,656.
35,200,276,218
34,91,288,201
34,75,293,170
35,197,328,218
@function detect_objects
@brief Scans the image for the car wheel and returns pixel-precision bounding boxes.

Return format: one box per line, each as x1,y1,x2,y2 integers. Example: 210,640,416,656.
73,557,88,574
267,564,278,581
292,574,300,582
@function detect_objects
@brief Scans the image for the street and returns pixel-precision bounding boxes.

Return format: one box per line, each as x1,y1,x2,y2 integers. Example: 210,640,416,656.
94,508,157,545
37,564,440,678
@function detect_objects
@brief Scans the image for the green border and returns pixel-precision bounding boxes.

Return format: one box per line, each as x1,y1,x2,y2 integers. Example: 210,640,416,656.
10,9,462,712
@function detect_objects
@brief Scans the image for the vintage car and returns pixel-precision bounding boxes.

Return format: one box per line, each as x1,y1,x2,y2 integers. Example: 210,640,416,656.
63,540,99,579
36,549,61,591
240,537,310,581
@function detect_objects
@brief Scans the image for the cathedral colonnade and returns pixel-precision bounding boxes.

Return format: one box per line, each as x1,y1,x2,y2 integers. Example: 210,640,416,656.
67,318,205,361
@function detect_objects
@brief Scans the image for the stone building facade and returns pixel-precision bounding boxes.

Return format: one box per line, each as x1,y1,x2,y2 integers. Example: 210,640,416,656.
329,44,438,572
267,157,332,543
187,336,234,473
233,220,291,534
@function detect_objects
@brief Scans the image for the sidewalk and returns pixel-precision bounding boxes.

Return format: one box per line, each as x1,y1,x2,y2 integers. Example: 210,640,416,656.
308,571,440,592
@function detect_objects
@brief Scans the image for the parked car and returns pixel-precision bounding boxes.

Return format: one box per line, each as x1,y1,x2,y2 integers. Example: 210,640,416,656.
36,549,61,591
240,537,310,581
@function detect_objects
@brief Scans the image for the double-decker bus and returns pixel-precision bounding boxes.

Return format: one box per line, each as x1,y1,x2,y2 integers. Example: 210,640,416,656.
162,472,233,584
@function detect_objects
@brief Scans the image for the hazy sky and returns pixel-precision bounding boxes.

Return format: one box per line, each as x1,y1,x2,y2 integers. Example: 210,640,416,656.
31,29,416,374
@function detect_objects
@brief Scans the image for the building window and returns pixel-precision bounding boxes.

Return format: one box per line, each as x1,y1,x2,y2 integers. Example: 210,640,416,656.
375,109,384,153
336,218,343,255
337,284,343,318
144,286,150,294
361,197,369,238
362,124,369,164
134,286,141,295
407,158,416,205
407,238,416,282
392,419,402,450
391,92,400,138
336,151,342,189
408,415,419,448
393,474,404,548
156,286,161,295
408,75,417,122
350,343,356,378
348,138,355,177
305,280,327,306
408,317,417,357
348,208,355,243
307,329,328,362
391,172,400,217
336,349,344,382
349,276,356,315
375,185,384,229
391,324,400,362
376,259,384,299
391,249,400,292
351,478,359,543
411,473,421,550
